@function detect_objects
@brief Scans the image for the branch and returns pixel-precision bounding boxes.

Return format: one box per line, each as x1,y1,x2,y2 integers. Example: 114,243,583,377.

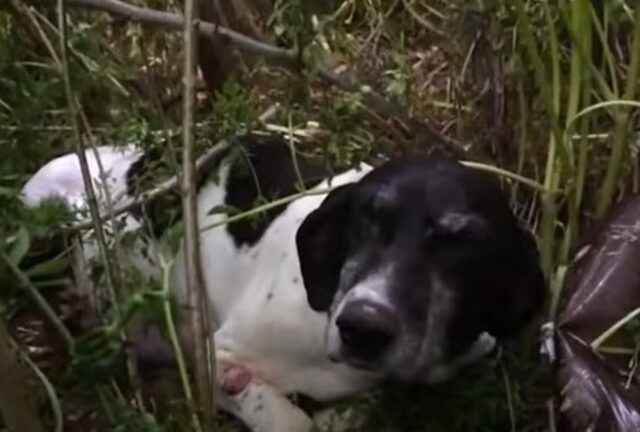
181,0,215,428
57,0,120,307
59,0,146,406
65,0,294,64
66,104,279,232
28,0,465,155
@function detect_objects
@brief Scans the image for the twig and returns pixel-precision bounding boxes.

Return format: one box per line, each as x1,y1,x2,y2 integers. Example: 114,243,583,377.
66,104,279,232
460,161,550,193
26,0,464,155
159,256,203,432
64,0,293,63
200,187,336,232
79,113,147,409
58,0,148,410
591,305,640,350
0,315,45,432
196,160,549,234
181,0,215,427
57,0,119,313
401,0,445,37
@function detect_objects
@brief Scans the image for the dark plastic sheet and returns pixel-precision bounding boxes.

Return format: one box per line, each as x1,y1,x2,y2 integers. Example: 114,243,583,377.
551,195,640,432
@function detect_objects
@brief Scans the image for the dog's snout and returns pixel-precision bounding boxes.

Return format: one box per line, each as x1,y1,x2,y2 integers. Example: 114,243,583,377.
336,301,398,361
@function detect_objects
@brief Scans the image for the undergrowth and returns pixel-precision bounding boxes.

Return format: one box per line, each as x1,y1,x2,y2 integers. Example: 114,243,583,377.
1,0,639,431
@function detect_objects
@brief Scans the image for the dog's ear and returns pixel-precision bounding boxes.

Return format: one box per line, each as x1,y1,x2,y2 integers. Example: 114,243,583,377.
296,184,356,312
487,225,547,338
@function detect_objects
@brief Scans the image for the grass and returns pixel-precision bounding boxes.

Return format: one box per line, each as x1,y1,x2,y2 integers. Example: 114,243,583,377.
1,0,639,431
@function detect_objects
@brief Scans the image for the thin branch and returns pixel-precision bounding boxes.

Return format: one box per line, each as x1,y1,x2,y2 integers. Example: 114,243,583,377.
200,187,336,233
159,256,203,432
58,0,148,408
65,0,292,63
27,0,464,155
57,0,119,313
182,0,215,427
66,104,279,232
401,0,445,37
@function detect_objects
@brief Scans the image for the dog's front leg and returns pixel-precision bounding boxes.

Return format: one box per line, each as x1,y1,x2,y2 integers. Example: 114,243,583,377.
216,364,314,432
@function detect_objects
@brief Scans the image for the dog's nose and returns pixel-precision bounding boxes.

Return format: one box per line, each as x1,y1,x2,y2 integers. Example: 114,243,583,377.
336,301,398,361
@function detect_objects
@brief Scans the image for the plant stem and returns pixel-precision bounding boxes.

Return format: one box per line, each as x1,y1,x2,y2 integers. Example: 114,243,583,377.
57,0,146,408
561,0,592,266
57,0,119,311
181,0,215,426
596,5,640,218
460,162,548,192
200,187,336,232
514,0,567,276
160,258,203,432
592,305,640,349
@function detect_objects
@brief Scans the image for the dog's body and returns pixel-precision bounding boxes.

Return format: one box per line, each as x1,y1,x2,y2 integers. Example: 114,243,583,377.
22,135,545,431
173,164,376,399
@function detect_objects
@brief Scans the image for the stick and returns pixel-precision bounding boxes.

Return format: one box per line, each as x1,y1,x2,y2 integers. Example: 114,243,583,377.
181,0,215,427
27,0,464,155
57,0,119,309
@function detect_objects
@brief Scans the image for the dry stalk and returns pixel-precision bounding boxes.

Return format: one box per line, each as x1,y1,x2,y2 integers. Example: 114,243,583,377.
57,0,118,319
27,0,464,156
56,0,144,406
182,0,216,427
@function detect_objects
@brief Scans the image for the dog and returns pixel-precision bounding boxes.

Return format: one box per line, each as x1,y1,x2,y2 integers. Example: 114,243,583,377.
21,134,546,431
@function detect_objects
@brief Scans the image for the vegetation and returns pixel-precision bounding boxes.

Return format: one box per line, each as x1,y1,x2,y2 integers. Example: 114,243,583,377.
0,0,639,430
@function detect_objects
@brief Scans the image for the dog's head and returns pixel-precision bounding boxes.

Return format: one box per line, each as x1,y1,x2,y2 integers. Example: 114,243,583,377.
296,157,545,382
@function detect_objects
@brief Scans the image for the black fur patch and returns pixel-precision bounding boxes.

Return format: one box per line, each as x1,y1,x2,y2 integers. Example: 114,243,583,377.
124,134,333,245
125,149,182,238
125,144,231,238
222,134,331,247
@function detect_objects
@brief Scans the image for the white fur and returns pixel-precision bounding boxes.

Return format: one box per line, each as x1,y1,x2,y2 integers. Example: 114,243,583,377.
21,144,142,210
21,146,378,431
20,145,163,281
170,161,378,401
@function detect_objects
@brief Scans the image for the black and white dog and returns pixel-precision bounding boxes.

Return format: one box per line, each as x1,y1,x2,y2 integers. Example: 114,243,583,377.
21,135,546,431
